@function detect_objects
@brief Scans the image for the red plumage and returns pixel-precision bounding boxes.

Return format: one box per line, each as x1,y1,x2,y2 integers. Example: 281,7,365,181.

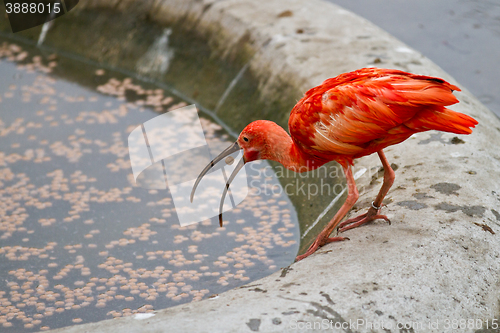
193,67,478,261
289,68,477,167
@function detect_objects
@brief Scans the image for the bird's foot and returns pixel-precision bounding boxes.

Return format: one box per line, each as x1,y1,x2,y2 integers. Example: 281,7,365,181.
295,235,349,262
338,207,390,233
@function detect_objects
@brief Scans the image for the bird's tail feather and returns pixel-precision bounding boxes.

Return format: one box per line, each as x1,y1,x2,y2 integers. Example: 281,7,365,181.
404,107,478,135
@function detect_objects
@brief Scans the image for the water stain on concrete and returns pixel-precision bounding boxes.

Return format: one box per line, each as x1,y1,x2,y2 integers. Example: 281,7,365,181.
319,291,335,305
280,266,292,277
418,132,447,145
246,318,261,331
435,203,461,213
491,209,500,221
462,205,487,217
417,133,467,145
434,203,486,217
281,282,299,289
397,201,428,210
430,183,461,196
403,162,423,169
307,301,353,333
249,288,267,293
282,310,300,315
412,192,435,200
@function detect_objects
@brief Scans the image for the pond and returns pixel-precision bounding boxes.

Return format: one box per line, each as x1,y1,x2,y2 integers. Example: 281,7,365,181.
0,38,300,331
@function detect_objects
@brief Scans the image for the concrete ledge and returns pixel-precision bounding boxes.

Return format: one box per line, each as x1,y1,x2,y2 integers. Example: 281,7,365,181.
53,0,500,332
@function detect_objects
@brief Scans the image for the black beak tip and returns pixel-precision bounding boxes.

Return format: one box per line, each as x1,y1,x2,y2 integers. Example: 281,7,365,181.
219,214,223,227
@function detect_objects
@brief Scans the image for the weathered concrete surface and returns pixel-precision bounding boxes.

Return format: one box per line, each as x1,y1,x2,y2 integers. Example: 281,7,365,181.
51,0,500,332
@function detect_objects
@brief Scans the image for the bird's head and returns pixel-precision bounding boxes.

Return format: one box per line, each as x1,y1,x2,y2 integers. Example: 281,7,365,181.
237,120,288,163
190,120,290,226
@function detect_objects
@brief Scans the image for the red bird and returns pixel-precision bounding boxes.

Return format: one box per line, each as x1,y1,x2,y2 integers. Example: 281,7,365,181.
191,68,478,261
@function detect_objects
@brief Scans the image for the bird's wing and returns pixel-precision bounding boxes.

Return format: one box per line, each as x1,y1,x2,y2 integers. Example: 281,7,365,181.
289,68,460,157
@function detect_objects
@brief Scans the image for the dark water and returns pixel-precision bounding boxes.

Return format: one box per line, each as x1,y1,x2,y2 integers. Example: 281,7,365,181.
330,0,500,118
0,40,299,331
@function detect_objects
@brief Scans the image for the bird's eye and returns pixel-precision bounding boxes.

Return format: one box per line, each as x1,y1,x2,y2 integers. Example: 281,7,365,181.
243,137,249,142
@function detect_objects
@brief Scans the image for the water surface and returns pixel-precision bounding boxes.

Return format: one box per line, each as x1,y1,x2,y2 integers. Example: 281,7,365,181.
0,39,299,331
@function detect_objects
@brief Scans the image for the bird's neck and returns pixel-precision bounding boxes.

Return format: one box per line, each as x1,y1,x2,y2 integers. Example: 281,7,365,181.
262,131,327,173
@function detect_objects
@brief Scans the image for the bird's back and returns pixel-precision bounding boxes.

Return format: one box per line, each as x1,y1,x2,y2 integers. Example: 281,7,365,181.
289,68,477,165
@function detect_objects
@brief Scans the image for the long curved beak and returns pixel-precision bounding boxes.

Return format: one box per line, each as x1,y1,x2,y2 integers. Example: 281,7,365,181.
217,156,246,227
190,141,242,203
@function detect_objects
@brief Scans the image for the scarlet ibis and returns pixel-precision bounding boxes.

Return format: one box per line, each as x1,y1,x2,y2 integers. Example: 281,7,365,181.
191,68,478,261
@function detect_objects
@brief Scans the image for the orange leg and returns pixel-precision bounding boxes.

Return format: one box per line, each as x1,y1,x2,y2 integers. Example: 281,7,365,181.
338,150,394,233
295,164,358,261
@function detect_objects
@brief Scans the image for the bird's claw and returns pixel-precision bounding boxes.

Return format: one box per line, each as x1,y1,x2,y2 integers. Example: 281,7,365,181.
337,207,390,233
295,236,349,262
